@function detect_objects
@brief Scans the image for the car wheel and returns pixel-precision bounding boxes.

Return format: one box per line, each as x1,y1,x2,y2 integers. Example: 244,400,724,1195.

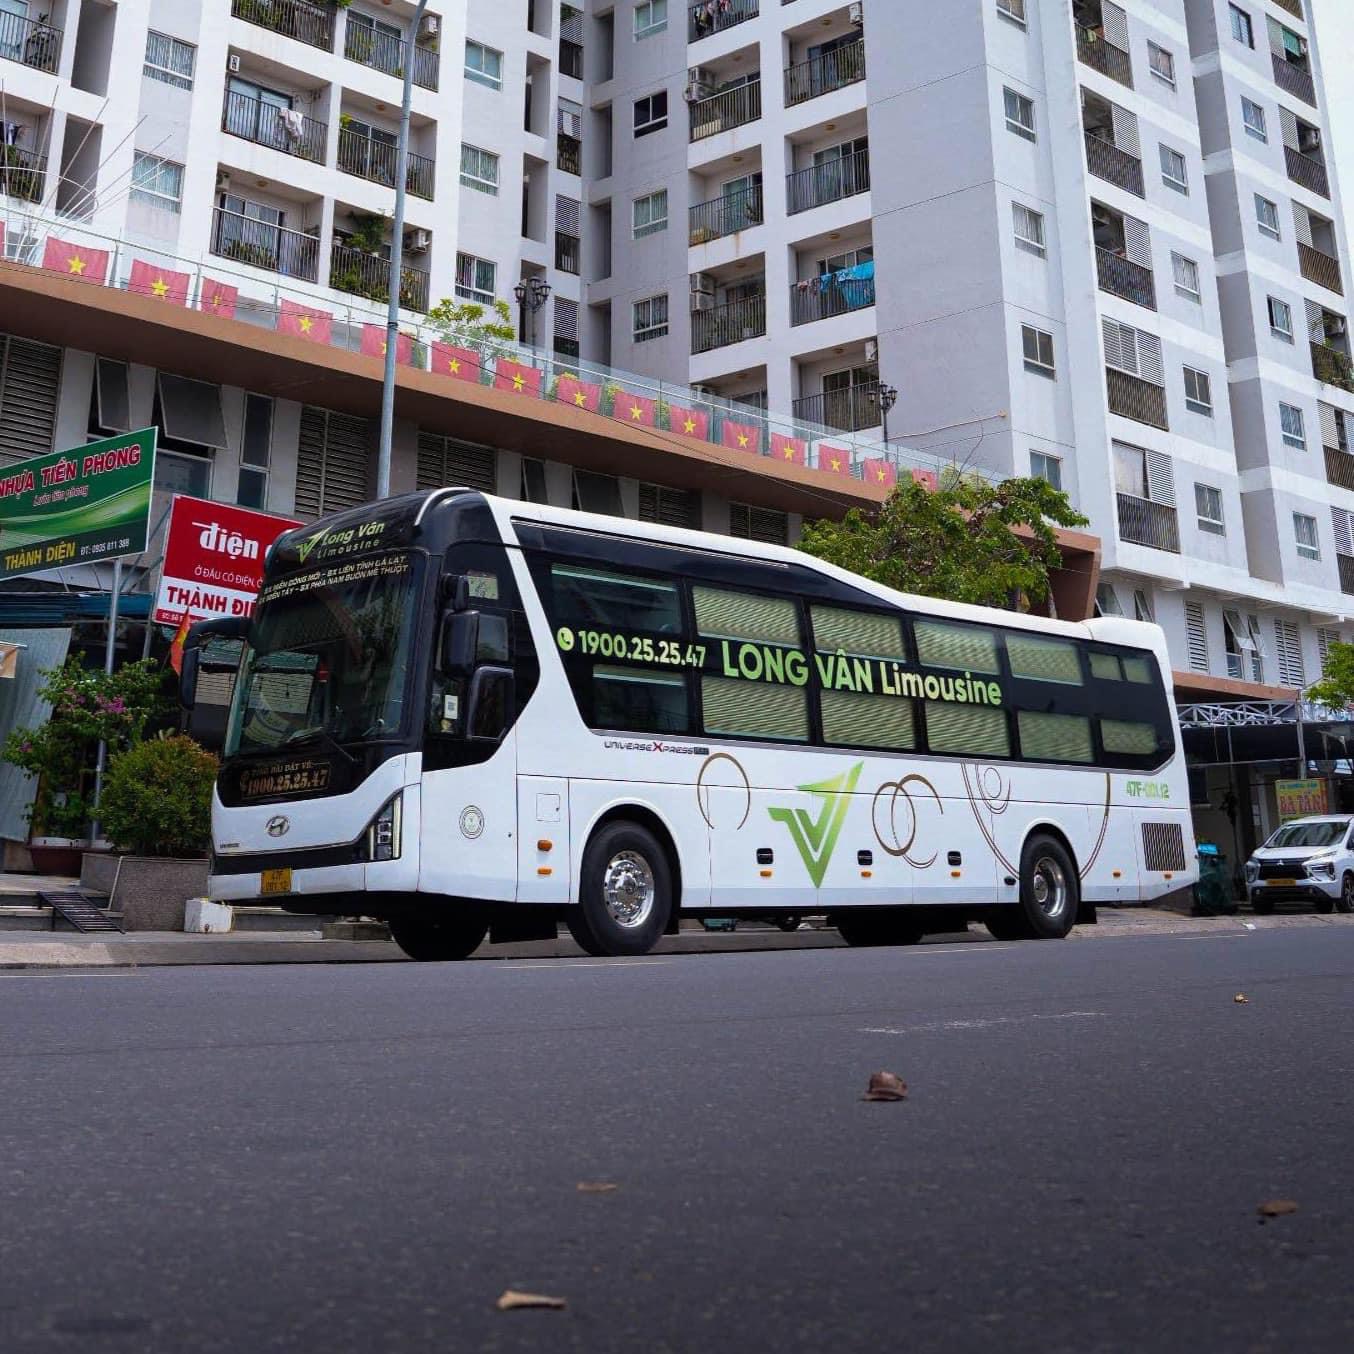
1339,873,1354,915
1315,894,1336,915
389,910,488,961
834,909,925,947
566,821,672,957
1013,833,1079,939
1251,894,1274,916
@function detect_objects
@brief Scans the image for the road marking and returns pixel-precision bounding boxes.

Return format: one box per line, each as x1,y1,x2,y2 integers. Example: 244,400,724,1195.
862,1011,1107,1035
497,959,678,970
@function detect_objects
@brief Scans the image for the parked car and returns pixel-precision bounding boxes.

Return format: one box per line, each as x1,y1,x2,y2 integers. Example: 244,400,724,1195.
1244,815,1354,914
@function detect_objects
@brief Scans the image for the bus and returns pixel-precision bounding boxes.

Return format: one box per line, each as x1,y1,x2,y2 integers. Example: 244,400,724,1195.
180,489,1196,960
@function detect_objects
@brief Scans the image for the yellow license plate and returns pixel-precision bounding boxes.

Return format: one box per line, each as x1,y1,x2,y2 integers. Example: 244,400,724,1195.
260,867,293,896
1267,878,1296,887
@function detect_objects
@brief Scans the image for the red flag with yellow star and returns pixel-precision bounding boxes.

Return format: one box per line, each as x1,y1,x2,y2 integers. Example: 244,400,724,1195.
555,374,602,412
493,358,543,397
816,444,854,477
668,405,710,440
720,419,762,455
862,458,898,490
167,611,193,676
431,342,482,383
42,236,109,285
279,299,332,344
770,433,807,466
911,467,939,492
199,277,239,319
612,393,656,428
360,324,414,364
129,258,190,306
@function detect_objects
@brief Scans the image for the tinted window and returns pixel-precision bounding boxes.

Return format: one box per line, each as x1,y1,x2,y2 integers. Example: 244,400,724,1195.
916,621,1000,674
926,702,1009,757
1007,634,1082,685
552,564,681,632
594,666,688,733
1019,710,1093,763
822,688,915,750
1101,718,1157,756
702,676,808,742
695,586,799,643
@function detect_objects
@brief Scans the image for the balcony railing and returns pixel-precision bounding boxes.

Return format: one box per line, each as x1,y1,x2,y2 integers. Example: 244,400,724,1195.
689,0,758,42
691,295,767,354
786,148,870,215
1271,0,1303,17
0,9,60,72
211,207,319,283
330,242,430,314
343,24,439,91
557,132,581,175
1286,144,1329,198
337,127,435,200
792,384,882,434
1106,367,1168,429
784,39,866,107
1325,445,1354,492
1085,131,1144,197
689,81,762,142
1312,341,1354,393
1340,553,1354,596
790,272,875,326
1272,53,1315,107
555,231,580,274
0,146,46,203
689,185,764,244
560,38,583,79
230,0,333,52
222,90,327,164
1299,241,1343,295
1116,493,1180,553
1076,26,1133,88
1096,247,1156,309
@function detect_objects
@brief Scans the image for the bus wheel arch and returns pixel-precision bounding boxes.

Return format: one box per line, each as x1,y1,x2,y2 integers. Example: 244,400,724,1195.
584,804,684,924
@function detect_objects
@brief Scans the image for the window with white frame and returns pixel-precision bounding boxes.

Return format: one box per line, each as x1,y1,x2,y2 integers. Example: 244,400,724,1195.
1195,482,1225,534
634,0,667,38
1004,88,1036,142
633,189,668,238
1294,511,1320,560
1159,144,1188,193
1241,97,1267,142
1021,324,1055,377
1148,42,1175,86
1255,194,1281,239
1229,4,1254,48
1030,450,1062,489
459,143,500,195
634,91,668,137
1184,366,1213,416
996,0,1026,25
1268,295,1294,340
465,40,504,90
1172,252,1200,302
130,152,184,213
1012,202,1045,256
455,252,496,304
1133,588,1154,623
144,31,195,90
1096,583,1124,617
633,293,669,342
1280,402,1307,450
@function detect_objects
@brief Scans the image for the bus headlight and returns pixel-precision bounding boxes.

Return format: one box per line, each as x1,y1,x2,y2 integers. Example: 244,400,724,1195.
364,793,403,863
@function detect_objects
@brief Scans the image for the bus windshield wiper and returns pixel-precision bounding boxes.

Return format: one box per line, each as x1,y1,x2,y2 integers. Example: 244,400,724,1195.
280,725,357,767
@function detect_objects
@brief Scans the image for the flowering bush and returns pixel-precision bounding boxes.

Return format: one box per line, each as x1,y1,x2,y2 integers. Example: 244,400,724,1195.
98,735,218,858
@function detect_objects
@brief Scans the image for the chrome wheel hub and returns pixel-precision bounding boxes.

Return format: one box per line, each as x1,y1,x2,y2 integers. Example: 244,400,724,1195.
602,851,655,928
1031,856,1069,919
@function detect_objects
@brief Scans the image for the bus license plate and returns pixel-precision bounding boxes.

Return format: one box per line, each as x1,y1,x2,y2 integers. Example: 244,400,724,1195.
1267,878,1296,887
261,867,293,895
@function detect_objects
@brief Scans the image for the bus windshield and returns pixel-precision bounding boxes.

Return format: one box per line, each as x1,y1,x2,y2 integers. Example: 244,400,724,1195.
224,552,422,758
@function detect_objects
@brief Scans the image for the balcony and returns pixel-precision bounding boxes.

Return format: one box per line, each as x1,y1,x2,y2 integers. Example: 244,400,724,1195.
337,127,435,200
690,184,764,244
230,0,333,52
786,148,870,215
1324,445,1354,493
1340,553,1354,596
555,231,580,274
689,0,758,42
790,270,875,326
1085,132,1144,197
1312,341,1354,393
1106,367,1168,430
784,39,866,108
1116,493,1180,553
210,207,319,283
1299,241,1343,295
1076,25,1133,88
560,38,583,79
1271,0,1304,16
1286,145,1329,198
0,9,60,72
1272,52,1315,107
793,383,882,434
222,91,326,164
691,295,767,354
556,132,581,175
689,81,762,143
343,24,438,92
1096,248,1156,309
0,145,46,203
330,242,430,313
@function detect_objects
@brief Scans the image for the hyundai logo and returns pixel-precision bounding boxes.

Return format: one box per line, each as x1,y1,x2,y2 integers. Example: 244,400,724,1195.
266,815,290,838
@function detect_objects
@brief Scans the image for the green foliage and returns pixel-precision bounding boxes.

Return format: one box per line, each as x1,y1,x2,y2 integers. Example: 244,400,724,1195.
1306,643,1354,706
798,471,1089,611
428,296,517,349
98,734,219,858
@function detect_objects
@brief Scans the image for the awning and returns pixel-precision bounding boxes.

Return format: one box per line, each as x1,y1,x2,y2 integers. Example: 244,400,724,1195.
0,591,152,626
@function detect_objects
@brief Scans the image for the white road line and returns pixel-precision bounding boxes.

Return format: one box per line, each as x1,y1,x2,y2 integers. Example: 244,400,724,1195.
862,1011,1108,1035
496,959,678,970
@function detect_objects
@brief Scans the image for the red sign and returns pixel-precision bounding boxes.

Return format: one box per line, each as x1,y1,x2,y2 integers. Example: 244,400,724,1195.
153,496,301,626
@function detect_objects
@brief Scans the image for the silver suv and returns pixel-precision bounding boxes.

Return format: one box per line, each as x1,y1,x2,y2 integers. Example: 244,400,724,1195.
1245,815,1354,915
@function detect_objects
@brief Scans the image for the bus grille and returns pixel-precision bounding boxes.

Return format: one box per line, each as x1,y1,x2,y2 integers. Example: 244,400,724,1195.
1141,822,1187,872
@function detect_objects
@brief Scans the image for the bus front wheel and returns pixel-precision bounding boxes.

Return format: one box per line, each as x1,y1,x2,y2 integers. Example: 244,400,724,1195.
568,822,673,957
389,910,489,961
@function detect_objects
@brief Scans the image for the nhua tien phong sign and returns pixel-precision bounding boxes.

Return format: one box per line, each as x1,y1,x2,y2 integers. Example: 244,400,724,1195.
153,496,300,626
0,428,157,581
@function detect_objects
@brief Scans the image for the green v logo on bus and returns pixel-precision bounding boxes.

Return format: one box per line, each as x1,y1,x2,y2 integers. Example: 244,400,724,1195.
768,763,863,888
295,526,331,564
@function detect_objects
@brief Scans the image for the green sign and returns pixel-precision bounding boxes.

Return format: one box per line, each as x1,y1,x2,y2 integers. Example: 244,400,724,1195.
0,428,156,581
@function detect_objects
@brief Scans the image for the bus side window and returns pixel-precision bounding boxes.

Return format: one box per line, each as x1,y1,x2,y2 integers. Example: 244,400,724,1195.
810,606,915,751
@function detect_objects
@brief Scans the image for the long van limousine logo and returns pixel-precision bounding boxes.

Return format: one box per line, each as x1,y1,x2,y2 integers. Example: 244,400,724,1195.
768,763,863,888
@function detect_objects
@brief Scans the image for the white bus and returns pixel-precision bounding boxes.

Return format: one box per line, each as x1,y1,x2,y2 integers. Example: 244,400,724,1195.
182,489,1196,959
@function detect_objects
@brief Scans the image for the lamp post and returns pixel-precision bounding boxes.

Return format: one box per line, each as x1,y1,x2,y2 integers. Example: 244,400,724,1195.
871,381,899,447
514,277,552,354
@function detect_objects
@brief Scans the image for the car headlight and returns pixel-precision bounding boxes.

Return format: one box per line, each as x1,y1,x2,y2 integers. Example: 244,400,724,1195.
1244,860,1259,882
363,793,402,863
1305,853,1337,880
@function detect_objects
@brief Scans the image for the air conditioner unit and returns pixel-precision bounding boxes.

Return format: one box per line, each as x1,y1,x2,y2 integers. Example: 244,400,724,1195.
1328,317,1348,338
684,66,714,102
687,66,713,86
227,54,241,73
404,228,431,254
690,290,716,312
216,170,231,189
418,14,439,39
848,1,865,25
1300,126,1322,153
864,338,878,361
690,271,716,295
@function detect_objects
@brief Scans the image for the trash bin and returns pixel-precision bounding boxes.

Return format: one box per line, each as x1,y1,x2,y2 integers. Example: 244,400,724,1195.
1192,842,1236,916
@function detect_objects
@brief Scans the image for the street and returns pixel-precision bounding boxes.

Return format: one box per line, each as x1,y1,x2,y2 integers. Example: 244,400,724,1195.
2,929,1352,1353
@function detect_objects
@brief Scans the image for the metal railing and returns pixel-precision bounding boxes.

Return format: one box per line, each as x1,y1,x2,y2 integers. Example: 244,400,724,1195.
222,90,326,164
230,0,333,52
1339,553,1354,596
689,81,762,142
1106,367,1169,429
555,232,580,274
557,133,581,175
691,295,767,354
790,273,875,326
1096,247,1156,309
689,185,764,243
343,24,439,91
792,384,882,434
1271,0,1303,16
689,0,758,42
337,127,435,200
1286,144,1329,198
1312,340,1354,393
1325,445,1354,492
1116,492,1180,552
0,146,46,203
786,148,870,215
560,38,583,79
0,9,60,72
1084,131,1144,197
784,39,866,107
329,242,430,314
1272,52,1316,107
1299,241,1342,295
210,207,319,283
1076,25,1133,88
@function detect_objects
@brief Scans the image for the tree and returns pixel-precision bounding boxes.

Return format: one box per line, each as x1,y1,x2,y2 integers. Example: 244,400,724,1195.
1305,644,1354,707
427,296,517,348
797,471,1088,610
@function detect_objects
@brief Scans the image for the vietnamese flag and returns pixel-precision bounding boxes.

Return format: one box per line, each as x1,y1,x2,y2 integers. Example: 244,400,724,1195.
494,357,543,397
432,341,482,383
721,418,762,455
167,612,192,676
669,404,710,440
613,392,656,428
556,374,602,412
361,324,414,364
129,258,190,306
199,276,239,319
862,458,898,490
771,433,807,466
910,467,939,492
279,298,332,344
816,444,854,476
43,236,109,285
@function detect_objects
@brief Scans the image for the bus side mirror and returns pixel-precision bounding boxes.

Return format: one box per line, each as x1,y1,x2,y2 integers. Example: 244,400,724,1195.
441,610,480,677
179,647,201,711
442,574,472,611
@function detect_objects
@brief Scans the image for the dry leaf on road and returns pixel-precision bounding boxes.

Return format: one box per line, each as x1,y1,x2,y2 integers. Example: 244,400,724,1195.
576,1182,619,1194
496,1290,567,1312
862,1071,908,1102
1234,994,1250,1004
1257,1200,1299,1220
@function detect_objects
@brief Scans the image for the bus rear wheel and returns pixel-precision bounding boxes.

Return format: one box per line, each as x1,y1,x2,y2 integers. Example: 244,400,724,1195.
987,833,1079,941
834,909,925,948
567,822,673,957
389,910,488,961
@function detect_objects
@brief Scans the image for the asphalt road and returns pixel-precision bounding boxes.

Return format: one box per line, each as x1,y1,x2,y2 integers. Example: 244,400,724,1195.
2,929,1352,1354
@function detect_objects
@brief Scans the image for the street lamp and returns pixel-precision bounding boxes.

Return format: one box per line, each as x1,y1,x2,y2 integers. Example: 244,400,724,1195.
514,277,552,351
870,381,899,447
